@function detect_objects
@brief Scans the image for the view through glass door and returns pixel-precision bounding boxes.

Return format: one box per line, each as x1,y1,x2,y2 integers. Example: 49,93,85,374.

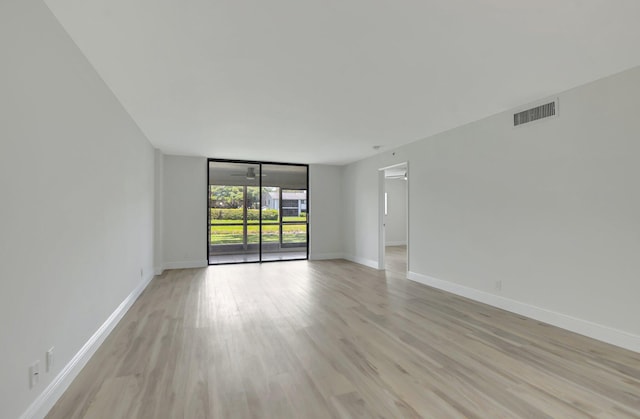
208,160,308,264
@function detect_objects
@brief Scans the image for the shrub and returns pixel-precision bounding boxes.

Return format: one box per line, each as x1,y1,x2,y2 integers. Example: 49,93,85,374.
211,208,279,221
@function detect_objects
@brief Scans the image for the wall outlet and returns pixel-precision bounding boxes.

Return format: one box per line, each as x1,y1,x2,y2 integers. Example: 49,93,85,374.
29,361,40,388
495,280,502,291
46,347,54,372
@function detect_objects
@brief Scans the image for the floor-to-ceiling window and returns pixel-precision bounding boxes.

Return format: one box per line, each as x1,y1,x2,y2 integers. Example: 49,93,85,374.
208,159,308,264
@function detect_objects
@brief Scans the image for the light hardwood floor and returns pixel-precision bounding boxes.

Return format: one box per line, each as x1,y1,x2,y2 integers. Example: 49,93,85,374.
385,245,408,275
47,251,640,418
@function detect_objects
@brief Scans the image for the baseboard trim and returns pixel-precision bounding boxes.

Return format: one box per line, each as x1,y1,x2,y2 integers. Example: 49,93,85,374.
154,266,164,276
309,252,345,261
20,273,155,419
344,254,380,270
385,241,407,246
407,271,640,353
163,260,208,270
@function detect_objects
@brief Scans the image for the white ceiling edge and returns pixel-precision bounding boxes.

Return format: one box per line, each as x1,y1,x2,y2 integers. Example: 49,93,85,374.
43,0,640,165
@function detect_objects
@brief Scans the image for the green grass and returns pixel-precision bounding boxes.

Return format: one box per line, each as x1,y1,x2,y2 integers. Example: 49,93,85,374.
210,224,307,245
209,216,306,225
211,219,277,225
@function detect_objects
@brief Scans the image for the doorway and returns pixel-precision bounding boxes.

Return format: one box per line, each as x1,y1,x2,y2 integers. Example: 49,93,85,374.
208,159,308,264
379,163,408,274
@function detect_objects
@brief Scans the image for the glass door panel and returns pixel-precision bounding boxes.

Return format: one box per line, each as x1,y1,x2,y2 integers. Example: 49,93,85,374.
261,165,308,261
208,161,260,264
261,186,281,252
208,160,308,264
283,223,307,244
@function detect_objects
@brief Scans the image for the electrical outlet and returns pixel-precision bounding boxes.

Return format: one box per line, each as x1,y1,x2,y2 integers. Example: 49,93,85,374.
29,361,40,388
46,347,54,372
495,280,502,291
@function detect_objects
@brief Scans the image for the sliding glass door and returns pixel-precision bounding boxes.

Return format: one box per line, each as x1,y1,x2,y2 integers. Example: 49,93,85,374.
208,161,261,263
208,159,308,264
260,164,308,262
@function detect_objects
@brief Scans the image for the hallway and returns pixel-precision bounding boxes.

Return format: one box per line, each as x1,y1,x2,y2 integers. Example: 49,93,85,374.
385,245,407,275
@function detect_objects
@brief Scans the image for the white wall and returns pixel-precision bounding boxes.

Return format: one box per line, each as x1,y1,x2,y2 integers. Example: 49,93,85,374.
342,158,387,268
162,155,208,269
384,178,407,246
0,1,156,418
161,160,344,265
309,165,344,259
342,66,640,351
153,149,164,274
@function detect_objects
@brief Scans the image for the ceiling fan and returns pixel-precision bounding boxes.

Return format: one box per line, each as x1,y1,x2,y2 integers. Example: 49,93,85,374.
230,167,265,180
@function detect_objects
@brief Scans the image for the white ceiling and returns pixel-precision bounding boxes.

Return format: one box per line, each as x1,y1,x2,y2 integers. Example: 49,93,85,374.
44,0,640,165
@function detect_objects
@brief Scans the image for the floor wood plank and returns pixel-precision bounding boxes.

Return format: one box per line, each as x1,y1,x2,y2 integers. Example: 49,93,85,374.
47,247,640,418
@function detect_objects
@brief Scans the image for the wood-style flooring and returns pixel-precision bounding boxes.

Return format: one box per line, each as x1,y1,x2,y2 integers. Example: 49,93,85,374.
47,247,640,418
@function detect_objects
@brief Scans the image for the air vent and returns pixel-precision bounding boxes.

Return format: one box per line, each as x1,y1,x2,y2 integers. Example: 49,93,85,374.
514,99,558,127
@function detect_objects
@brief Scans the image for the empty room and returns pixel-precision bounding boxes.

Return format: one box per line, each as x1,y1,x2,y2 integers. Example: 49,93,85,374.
2,0,640,418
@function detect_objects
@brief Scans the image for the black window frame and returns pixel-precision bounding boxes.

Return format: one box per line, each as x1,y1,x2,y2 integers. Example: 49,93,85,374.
207,158,309,265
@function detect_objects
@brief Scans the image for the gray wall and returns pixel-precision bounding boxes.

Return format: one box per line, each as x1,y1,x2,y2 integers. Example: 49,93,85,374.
0,1,156,417
162,155,208,269
160,158,344,267
309,164,344,259
342,66,640,350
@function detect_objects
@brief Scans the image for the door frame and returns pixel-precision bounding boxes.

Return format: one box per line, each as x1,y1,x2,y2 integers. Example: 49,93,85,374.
207,158,309,265
378,161,409,272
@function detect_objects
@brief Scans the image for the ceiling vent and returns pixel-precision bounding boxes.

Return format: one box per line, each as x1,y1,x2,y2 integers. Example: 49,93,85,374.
513,99,558,127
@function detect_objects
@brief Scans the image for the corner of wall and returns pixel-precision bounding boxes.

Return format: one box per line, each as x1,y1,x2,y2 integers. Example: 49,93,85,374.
343,254,382,270
20,273,155,419
407,271,640,353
